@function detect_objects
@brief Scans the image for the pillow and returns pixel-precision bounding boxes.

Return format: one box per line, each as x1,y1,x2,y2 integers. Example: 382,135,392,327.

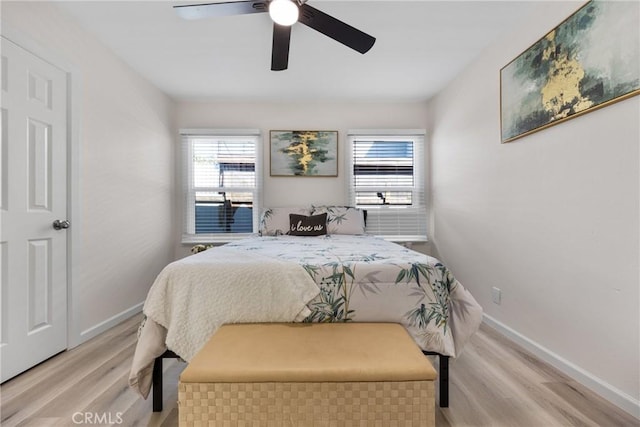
259,207,311,236
288,213,328,236
311,206,366,235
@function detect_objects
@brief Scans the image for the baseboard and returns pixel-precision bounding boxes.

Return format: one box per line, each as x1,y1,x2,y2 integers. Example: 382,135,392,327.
483,314,640,420
78,302,144,344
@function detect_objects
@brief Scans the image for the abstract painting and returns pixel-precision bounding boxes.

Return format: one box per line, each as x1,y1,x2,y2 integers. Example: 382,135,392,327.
270,130,338,176
500,0,640,143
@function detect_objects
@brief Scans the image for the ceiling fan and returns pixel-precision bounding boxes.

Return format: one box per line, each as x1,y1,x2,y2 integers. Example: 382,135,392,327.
174,0,376,71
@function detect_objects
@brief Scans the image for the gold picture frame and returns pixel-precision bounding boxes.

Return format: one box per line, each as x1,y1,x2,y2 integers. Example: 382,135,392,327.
270,130,338,177
500,0,640,143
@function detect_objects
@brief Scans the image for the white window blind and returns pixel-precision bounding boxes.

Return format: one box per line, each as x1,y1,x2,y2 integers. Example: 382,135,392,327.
347,130,427,242
181,129,261,243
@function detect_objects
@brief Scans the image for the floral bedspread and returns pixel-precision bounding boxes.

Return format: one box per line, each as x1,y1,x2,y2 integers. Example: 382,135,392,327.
129,234,482,398
226,234,483,357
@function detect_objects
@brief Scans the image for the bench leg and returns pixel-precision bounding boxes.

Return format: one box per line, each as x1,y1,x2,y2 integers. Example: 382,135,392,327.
152,356,163,412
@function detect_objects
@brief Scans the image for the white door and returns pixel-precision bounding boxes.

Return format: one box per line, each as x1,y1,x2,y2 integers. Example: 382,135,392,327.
0,36,68,382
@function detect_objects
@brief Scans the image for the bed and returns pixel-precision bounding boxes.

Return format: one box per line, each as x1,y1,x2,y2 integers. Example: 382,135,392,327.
129,207,483,410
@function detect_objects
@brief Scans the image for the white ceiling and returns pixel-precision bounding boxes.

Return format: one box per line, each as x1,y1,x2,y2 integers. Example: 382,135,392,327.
55,0,540,102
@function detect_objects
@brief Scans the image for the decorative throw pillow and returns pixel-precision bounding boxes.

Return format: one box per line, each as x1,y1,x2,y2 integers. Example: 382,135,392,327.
288,213,328,236
311,206,366,235
259,207,311,236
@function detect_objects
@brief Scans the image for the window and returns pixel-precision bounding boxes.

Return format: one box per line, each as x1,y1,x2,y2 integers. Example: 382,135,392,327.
348,130,427,241
181,129,261,242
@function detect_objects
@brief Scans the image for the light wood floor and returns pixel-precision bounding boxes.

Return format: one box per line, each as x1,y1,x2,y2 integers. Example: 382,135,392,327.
1,314,637,426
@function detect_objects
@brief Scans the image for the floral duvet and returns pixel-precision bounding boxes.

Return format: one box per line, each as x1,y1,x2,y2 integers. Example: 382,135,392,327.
226,234,483,357
129,234,482,398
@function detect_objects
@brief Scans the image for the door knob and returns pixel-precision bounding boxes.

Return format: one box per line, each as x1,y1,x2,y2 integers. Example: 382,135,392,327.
53,219,70,230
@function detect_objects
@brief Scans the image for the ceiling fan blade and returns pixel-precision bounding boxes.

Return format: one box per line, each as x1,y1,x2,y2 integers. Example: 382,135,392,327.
174,1,268,20
298,4,375,54
271,24,291,71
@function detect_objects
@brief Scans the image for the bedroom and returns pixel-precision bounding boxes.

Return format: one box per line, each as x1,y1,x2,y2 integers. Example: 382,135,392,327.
1,0,638,426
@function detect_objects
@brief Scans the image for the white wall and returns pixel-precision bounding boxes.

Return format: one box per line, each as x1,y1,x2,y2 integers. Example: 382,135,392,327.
1,2,176,345
428,1,639,416
175,100,430,258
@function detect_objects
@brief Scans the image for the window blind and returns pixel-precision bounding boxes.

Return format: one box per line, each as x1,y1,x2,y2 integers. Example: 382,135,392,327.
181,129,261,242
347,130,427,241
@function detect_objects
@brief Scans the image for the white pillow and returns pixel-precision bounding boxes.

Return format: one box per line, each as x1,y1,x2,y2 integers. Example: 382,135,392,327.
259,207,312,236
311,206,366,235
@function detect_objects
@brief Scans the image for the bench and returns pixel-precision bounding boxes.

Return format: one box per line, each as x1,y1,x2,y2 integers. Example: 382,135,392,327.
178,323,437,426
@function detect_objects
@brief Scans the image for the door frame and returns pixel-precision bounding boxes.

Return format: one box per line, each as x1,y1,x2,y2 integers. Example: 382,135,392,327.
1,25,83,349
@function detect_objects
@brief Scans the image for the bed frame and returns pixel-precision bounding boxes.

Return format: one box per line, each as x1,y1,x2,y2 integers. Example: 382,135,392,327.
151,349,449,412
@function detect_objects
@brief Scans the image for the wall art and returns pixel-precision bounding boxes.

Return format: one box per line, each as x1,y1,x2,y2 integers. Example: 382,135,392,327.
270,130,338,176
500,0,639,143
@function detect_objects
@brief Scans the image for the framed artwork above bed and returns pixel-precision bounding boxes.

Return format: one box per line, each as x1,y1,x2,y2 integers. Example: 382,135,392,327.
270,130,338,176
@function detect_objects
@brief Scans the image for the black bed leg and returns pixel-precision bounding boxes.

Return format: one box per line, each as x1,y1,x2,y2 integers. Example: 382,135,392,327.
421,351,449,407
152,356,163,412
439,354,449,407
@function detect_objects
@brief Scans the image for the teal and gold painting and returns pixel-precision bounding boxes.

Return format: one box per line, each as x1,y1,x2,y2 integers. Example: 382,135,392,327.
500,0,639,143
270,130,338,176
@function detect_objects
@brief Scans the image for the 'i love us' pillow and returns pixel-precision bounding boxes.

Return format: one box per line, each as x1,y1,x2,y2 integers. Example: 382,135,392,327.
288,213,327,236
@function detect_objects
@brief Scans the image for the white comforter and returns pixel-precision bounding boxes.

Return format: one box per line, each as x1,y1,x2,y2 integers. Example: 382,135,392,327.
129,246,319,397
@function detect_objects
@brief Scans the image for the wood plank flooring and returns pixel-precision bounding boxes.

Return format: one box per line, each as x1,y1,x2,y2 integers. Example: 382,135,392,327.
1,314,637,426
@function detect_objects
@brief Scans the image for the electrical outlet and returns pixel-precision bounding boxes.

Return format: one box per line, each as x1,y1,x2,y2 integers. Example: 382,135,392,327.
491,287,502,305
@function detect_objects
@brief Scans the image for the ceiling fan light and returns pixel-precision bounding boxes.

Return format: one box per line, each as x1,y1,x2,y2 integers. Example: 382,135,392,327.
269,0,299,26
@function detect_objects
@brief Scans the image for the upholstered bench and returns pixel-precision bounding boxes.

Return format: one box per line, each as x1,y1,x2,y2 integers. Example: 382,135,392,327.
178,323,437,426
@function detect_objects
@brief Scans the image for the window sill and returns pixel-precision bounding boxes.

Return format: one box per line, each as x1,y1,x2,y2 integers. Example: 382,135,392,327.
182,233,428,245
377,235,429,243
182,233,257,245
